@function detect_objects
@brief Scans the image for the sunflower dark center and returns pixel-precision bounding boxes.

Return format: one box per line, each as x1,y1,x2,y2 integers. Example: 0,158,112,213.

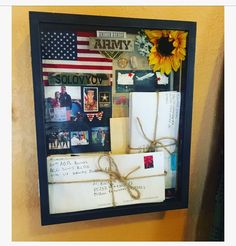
157,37,174,56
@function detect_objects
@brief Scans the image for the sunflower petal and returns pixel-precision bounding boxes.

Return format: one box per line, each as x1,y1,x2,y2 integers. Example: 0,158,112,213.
145,30,163,44
171,56,181,72
166,58,173,75
169,30,178,40
179,48,186,56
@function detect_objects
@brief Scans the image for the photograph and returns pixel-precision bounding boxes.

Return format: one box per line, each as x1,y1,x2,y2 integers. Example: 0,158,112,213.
70,131,89,146
91,126,109,146
47,129,70,150
44,85,82,122
83,87,98,112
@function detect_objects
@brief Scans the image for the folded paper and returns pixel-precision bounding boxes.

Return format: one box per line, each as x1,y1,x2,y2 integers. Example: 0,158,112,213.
47,152,165,214
129,91,181,189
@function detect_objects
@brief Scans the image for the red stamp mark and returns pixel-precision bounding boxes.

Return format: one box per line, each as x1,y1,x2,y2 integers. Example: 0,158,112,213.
144,155,154,169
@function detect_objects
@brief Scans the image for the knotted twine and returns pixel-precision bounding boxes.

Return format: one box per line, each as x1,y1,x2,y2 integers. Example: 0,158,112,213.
48,154,166,207
129,92,177,155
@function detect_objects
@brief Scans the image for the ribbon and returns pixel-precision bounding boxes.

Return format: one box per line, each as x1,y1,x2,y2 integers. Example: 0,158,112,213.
86,111,104,121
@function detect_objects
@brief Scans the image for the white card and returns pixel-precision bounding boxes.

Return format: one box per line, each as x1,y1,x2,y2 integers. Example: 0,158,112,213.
117,72,135,85
47,152,165,214
155,72,169,85
129,92,181,189
49,107,68,122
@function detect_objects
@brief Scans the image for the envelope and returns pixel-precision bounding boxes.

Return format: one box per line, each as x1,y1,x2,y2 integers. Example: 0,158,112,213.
47,152,165,214
110,117,129,154
129,92,181,189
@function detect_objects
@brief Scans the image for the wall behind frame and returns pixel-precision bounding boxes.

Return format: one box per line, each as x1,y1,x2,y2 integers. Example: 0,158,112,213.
12,6,224,241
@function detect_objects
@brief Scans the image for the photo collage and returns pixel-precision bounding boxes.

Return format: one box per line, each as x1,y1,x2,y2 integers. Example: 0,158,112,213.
43,71,112,154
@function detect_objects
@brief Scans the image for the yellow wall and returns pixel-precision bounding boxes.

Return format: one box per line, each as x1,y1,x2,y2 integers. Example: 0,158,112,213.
12,6,224,241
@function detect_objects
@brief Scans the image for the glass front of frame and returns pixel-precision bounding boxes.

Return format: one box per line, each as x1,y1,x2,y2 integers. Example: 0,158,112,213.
30,13,195,224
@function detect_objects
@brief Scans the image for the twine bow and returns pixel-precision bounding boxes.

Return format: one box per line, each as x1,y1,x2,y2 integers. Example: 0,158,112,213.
135,117,177,154
96,154,141,206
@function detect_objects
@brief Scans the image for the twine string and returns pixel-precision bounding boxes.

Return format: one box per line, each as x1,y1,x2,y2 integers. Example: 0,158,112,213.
97,154,141,205
136,117,177,155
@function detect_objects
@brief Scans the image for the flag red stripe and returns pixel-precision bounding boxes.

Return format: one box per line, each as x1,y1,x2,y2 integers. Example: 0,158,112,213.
77,32,96,37
77,49,100,54
77,57,112,62
42,64,112,70
77,41,89,45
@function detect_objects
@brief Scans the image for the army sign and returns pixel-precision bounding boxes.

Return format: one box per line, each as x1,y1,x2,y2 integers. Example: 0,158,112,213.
89,38,134,52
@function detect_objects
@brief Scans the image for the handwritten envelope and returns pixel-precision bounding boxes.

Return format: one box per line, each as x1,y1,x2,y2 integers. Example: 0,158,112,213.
47,152,165,214
129,92,181,189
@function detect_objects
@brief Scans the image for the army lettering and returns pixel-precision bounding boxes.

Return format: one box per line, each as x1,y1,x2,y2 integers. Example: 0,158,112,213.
89,38,134,51
94,39,131,50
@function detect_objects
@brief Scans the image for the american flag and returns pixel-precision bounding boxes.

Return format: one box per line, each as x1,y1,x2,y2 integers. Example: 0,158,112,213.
40,31,113,85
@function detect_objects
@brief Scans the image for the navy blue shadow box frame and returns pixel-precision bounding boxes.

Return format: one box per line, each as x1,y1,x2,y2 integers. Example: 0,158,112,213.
29,11,196,225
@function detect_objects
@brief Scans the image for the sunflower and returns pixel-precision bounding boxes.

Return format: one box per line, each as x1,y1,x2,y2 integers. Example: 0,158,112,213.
144,29,188,75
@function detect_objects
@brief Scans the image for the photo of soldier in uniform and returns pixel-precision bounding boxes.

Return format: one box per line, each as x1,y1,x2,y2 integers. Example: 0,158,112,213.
91,126,109,147
83,87,98,112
